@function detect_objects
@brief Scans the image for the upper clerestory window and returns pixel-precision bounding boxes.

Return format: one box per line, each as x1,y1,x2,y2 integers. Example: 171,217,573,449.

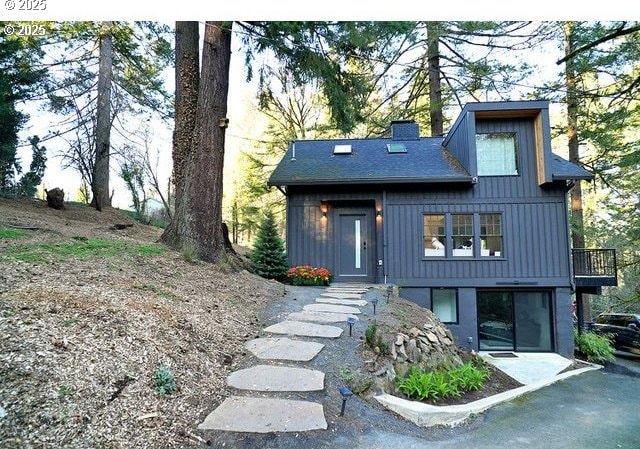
476,133,518,176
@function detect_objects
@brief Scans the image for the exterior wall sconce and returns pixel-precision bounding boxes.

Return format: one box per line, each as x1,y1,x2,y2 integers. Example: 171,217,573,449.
376,210,383,218
320,202,328,219
322,211,327,219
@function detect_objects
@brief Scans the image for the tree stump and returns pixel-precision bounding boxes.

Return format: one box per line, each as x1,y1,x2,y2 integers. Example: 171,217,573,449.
45,188,65,210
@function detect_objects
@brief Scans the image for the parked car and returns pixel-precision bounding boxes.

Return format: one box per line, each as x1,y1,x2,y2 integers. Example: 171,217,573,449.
592,313,640,354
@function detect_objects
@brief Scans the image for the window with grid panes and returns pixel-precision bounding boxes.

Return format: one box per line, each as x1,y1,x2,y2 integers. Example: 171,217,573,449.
480,213,502,257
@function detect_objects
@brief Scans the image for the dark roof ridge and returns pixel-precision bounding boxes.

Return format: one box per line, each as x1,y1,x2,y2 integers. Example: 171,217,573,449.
291,136,444,144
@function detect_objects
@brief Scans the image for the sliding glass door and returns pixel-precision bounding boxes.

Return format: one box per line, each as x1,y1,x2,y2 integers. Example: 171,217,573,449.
478,291,553,352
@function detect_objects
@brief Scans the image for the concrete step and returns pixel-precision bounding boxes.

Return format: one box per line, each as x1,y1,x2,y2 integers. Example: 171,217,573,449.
198,396,327,433
304,303,362,314
245,337,324,362
227,365,324,392
315,297,368,307
264,320,343,338
287,311,359,324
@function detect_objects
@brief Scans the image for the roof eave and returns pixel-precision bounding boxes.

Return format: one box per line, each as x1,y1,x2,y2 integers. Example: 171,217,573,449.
552,174,595,181
268,176,474,187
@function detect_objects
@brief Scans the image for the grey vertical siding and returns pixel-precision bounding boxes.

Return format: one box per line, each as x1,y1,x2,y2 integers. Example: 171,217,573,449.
287,203,331,268
447,288,477,349
384,199,570,286
286,188,382,280
555,288,574,357
286,117,572,289
443,111,473,172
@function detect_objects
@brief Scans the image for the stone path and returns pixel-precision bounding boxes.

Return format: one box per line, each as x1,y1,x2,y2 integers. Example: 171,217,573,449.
198,284,370,434
303,303,362,314
245,337,324,361
227,365,325,391
198,397,327,433
264,320,344,338
287,311,359,323
320,292,363,299
315,297,368,306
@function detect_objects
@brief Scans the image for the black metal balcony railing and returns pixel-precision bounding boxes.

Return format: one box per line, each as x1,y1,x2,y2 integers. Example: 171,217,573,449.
572,248,618,287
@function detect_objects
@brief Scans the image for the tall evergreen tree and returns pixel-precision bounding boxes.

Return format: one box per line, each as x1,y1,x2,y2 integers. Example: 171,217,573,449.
46,21,172,210
166,21,412,262
251,211,288,280
0,22,48,191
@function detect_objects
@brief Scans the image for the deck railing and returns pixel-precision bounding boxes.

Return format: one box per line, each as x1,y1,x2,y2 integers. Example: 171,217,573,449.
572,248,617,285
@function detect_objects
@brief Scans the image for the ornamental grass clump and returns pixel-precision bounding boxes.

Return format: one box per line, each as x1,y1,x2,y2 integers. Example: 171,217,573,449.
286,265,332,286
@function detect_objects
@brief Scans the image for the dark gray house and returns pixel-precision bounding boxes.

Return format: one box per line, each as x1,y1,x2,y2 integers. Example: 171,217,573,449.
269,101,616,357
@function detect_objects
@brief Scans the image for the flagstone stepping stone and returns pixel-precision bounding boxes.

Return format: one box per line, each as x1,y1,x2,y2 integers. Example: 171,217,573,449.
326,288,368,294
287,311,359,324
198,397,327,433
245,337,324,361
264,320,343,338
315,297,368,307
227,365,325,392
304,303,362,314
320,292,362,299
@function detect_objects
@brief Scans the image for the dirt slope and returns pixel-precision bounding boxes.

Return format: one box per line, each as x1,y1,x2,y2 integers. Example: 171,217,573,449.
0,197,283,448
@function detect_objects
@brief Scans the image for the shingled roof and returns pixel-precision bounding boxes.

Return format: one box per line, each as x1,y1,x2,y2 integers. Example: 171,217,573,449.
268,137,472,186
268,136,592,186
550,154,594,181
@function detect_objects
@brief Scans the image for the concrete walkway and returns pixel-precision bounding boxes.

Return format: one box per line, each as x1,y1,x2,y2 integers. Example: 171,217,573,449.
480,352,574,385
198,284,370,434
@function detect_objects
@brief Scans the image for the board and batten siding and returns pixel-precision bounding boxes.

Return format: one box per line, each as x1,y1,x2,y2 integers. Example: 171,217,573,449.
286,189,383,278
443,111,474,173
384,200,570,286
285,116,572,287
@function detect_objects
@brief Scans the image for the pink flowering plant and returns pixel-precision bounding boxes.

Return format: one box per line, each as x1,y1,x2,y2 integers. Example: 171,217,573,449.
287,265,333,286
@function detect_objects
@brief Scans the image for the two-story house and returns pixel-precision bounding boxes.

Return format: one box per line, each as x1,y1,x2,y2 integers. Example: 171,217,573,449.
268,101,616,357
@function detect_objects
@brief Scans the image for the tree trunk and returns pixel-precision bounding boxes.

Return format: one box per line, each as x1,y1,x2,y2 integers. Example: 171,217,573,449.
164,21,232,262
162,21,200,245
427,22,444,137
564,21,591,320
565,22,585,249
92,21,113,211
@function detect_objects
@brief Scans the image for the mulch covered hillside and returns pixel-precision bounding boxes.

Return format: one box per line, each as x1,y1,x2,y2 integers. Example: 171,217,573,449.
0,197,283,448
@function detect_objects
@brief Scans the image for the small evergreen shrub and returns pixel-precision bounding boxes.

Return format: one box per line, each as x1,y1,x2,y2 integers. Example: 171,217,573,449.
338,367,373,394
286,265,332,286
365,320,378,347
574,329,615,363
397,362,490,401
364,320,390,355
154,366,176,395
251,211,288,281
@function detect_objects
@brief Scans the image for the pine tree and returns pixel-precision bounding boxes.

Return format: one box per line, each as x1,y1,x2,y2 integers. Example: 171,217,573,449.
251,211,288,281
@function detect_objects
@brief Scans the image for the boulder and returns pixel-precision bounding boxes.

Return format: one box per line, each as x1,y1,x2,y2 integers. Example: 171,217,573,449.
425,332,439,344
397,343,408,361
406,339,420,363
408,327,422,338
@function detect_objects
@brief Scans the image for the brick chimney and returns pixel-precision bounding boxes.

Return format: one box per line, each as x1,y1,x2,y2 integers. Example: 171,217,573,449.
391,120,420,140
